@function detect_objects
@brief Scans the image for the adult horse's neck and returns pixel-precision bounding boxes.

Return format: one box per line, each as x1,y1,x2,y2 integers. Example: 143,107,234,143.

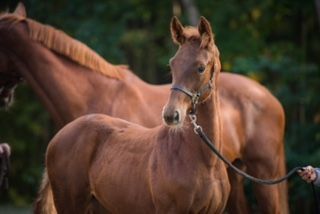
0,22,121,128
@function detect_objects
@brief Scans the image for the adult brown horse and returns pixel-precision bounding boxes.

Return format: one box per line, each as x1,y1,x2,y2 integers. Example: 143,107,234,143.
46,16,230,213
0,4,287,214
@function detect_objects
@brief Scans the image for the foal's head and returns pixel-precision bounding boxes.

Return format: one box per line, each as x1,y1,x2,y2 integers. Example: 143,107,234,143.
162,16,221,127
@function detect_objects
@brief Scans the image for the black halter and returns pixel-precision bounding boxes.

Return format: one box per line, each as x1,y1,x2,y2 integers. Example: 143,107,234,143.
170,61,216,114
171,78,213,114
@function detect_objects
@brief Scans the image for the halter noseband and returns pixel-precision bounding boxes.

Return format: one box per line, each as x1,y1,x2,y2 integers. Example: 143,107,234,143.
171,77,213,114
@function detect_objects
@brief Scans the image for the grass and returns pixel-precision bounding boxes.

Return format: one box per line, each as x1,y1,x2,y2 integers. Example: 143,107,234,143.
0,205,32,214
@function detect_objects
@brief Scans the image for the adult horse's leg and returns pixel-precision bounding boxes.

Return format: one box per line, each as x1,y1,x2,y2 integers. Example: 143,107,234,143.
225,161,250,214
244,115,288,214
246,150,288,214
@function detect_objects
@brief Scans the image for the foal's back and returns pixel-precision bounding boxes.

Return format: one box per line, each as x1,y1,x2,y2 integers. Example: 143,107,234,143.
46,114,158,213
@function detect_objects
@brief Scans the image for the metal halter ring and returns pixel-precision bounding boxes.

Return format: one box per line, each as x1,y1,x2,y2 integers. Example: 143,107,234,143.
188,114,202,134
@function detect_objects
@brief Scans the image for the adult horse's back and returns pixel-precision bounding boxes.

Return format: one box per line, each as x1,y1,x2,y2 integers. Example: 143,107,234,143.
0,4,287,213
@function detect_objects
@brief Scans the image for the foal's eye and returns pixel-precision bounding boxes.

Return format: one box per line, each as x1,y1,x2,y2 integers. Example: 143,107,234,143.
197,65,206,74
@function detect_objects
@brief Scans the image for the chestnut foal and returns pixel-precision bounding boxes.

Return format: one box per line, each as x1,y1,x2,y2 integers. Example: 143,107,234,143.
46,17,230,213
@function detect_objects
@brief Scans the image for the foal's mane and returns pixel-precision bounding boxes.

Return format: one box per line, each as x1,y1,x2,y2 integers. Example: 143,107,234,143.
0,13,123,80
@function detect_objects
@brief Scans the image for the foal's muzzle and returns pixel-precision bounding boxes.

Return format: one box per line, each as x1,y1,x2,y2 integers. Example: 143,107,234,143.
163,110,180,125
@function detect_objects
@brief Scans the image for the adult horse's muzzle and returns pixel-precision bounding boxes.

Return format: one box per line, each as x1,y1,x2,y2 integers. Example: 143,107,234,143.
0,79,20,109
0,86,15,109
0,73,23,109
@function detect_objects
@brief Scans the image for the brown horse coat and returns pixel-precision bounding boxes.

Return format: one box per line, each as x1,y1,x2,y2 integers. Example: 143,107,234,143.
0,4,287,214
47,114,230,213
47,17,230,213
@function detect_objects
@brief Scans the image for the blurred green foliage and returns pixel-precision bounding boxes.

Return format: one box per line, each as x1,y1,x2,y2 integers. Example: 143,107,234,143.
0,0,319,212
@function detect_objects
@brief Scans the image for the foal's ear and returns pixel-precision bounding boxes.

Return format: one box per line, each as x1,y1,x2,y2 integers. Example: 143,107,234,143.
13,2,27,17
170,16,185,45
198,16,214,49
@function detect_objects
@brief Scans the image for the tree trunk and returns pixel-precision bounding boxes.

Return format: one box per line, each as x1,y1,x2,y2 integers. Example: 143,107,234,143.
316,0,320,28
180,0,199,26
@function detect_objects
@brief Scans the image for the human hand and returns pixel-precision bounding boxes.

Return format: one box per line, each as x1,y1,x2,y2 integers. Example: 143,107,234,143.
298,166,317,183
0,143,10,156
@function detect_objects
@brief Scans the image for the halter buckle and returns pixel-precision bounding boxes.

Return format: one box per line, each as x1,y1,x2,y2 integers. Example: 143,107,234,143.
191,92,200,105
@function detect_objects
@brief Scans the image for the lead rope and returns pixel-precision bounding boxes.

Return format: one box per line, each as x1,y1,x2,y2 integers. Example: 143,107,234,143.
189,113,303,185
195,113,320,212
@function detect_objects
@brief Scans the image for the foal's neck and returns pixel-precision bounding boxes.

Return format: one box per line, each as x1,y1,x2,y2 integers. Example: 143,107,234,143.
161,93,220,168
192,93,221,166
196,95,216,139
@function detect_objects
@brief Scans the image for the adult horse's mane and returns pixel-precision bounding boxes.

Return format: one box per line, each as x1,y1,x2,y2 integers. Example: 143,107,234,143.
0,13,123,80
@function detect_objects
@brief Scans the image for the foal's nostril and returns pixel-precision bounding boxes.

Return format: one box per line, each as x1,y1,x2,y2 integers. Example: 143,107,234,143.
164,114,172,124
164,113,176,124
173,111,180,122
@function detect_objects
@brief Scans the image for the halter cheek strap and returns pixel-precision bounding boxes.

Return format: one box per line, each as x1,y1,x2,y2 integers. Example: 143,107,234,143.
171,79,214,114
171,81,212,113
170,63,216,114
171,86,200,114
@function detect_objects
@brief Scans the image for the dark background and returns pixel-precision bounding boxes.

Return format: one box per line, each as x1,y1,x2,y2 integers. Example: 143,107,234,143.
0,0,319,212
